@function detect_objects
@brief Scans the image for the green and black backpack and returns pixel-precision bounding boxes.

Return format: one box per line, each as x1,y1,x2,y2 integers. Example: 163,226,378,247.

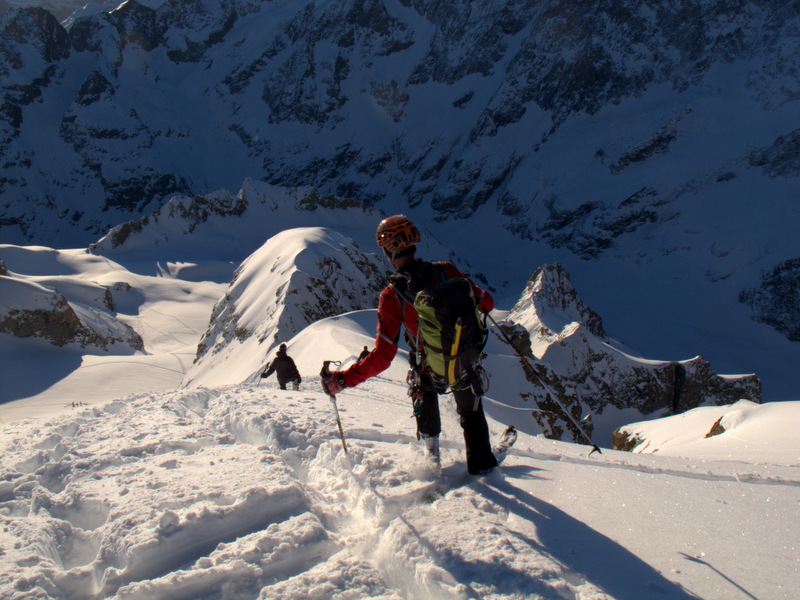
393,262,488,394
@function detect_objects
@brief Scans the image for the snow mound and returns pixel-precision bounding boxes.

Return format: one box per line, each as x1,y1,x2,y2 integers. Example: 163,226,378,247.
613,399,800,465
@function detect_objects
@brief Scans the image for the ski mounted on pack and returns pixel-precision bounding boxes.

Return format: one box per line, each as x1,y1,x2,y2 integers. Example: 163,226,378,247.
484,311,602,456
320,360,348,453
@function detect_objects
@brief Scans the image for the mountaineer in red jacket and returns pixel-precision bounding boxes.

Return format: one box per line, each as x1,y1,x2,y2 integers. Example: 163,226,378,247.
321,215,499,475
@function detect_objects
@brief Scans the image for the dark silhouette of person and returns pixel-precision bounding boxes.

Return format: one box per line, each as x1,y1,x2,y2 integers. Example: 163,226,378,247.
261,344,301,390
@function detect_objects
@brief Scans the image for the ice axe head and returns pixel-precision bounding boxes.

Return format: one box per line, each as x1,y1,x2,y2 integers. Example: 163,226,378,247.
320,359,341,377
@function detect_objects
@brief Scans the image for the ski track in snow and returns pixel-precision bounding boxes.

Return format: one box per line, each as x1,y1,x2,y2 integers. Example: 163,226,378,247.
517,449,800,489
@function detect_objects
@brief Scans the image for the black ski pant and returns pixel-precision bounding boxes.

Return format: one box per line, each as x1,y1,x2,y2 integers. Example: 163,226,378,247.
416,386,498,474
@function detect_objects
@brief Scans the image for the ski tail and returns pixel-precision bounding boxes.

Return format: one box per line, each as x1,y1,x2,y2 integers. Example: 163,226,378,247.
493,425,518,465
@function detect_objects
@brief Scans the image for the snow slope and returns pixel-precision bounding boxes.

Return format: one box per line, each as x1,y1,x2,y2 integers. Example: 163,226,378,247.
0,243,228,417
1,311,798,600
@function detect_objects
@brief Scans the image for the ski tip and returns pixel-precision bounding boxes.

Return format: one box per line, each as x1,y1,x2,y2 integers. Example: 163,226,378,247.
589,445,602,456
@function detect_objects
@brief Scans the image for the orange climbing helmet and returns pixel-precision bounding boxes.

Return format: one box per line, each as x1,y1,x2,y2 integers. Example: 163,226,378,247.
375,215,420,253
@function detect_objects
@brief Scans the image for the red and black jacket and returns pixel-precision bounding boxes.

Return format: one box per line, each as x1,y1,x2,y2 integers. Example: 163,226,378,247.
339,259,494,388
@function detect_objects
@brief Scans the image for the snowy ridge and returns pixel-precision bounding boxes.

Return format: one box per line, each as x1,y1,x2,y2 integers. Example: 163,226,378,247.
484,264,760,445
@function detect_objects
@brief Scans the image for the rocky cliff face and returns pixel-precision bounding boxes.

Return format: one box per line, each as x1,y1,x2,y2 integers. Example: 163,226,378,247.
739,257,800,342
499,264,760,444
2,0,797,242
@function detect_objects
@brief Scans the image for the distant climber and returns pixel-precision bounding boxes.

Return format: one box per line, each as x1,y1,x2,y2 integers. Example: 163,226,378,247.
261,344,301,390
358,346,370,362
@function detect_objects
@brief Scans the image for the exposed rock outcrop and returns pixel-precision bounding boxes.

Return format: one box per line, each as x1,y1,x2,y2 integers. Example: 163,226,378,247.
739,257,800,342
502,264,760,445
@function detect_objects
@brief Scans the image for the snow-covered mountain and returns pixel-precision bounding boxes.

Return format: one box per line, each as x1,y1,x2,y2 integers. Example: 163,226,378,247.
2,0,797,248
2,4,797,593
1,0,798,403
184,226,391,387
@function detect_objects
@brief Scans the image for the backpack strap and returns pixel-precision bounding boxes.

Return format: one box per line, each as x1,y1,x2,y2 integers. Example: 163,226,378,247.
430,261,448,285
389,260,441,317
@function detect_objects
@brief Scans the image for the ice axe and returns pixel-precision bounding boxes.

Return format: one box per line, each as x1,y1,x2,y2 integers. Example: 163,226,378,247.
256,361,271,387
320,360,348,454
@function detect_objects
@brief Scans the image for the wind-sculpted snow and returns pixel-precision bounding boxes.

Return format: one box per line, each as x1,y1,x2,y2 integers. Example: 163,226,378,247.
2,380,798,599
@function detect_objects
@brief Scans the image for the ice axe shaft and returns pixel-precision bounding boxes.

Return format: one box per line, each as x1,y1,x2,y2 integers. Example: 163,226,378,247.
257,360,270,387
321,360,348,454
484,311,602,455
